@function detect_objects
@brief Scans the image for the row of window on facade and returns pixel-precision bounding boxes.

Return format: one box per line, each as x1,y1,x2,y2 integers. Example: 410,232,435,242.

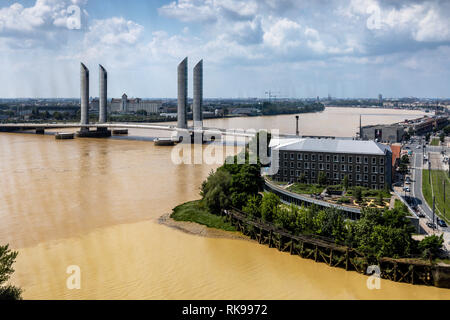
280,169,385,183
282,152,385,165
282,162,385,174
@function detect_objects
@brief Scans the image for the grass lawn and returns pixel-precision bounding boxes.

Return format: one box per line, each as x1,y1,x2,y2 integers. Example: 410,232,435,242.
422,169,450,222
431,138,440,146
171,200,236,232
287,183,325,195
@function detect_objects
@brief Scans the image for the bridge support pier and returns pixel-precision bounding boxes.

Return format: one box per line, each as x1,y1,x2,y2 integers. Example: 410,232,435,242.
76,127,111,138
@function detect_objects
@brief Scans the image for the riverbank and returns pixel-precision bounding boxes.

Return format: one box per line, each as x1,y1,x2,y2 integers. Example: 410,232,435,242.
158,201,249,241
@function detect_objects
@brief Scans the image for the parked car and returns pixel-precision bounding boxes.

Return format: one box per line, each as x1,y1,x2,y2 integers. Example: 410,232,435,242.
417,212,426,218
403,187,410,192
426,222,437,229
437,218,448,228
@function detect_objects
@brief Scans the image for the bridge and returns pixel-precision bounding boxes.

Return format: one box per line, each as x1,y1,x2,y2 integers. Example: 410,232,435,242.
0,59,262,140
0,122,258,138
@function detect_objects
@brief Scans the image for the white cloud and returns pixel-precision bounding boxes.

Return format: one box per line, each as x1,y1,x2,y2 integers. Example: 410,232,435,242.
85,17,143,46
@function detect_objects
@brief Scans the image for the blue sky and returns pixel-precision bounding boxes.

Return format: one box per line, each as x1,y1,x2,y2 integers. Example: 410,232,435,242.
0,0,449,99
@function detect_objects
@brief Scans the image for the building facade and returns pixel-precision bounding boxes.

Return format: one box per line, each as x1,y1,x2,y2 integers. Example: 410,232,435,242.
361,124,405,143
270,138,392,189
110,94,162,114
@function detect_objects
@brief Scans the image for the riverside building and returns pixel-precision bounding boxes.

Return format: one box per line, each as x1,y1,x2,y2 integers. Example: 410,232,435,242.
270,138,393,189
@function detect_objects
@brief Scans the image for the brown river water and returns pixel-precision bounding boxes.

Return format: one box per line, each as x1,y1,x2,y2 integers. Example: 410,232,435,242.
1,107,449,299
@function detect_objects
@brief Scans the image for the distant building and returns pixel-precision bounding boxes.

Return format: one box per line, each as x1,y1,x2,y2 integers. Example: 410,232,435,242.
361,124,405,143
110,94,163,114
270,138,392,189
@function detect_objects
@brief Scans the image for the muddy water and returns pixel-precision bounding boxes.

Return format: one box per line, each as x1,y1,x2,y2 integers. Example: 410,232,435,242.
1,108,449,299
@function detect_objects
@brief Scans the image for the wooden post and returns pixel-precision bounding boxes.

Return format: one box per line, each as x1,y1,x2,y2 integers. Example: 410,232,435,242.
258,228,262,244
268,230,272,248
278,235,283,251
290,240,294,255
394,262,398,282
314,245,318,262
329,249,333,266
411,265,415,285
300,241,304,258
345,249,349,271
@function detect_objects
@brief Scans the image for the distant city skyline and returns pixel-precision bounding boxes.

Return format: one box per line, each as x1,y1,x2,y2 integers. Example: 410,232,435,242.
0,0,450,99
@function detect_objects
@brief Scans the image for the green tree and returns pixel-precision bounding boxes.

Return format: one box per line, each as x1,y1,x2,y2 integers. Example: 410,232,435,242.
0,244,22,300
318,171,327,186
201,170,232,213
342,175,349,190
242,195,262,219
440,132,445,143
377,191,384,206
353,187,363,202
298,173,307,184
261,193,280,223
418,234,444,260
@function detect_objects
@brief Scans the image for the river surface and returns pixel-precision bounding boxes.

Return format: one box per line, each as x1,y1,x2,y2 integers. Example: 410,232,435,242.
1,107,449,299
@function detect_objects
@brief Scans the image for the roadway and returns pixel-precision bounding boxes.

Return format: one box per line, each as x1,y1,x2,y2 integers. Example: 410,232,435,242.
403,137,450,251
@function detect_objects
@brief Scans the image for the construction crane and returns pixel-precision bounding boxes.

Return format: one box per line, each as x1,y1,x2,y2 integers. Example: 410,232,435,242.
265,90,280,102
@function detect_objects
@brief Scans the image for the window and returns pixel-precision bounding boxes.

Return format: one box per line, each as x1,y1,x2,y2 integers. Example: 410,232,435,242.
349,175,353,181
334,155,339,162
341,156,346,163
341,173,345,180
326,164,330,171
318,154,323,162
341,164,346,171
319,163,324,170
304,162,310,169
312,171,316,178
380,158,385,165
290,162,294,168
284,153,288,159
311,163,316,170
356,156,361,164
380,167,384,174
348,165,353,172
372,166,378,174
311,154,316,161
296,170,300,177
364,166,368,173
356,174,361,181
304,154,309,161
283,161,288,167
297,153,302,160
372,184,377,190
334,173,339,180
356,165,361,172
283,169,287,176
348,156,353,163
290,170,294,176
326,172,330,178
380,176,385,183
372,157,377,165
326,155,330,162
297,162,302,169
364,175,368,182
333,164,338,171
290,153,294,160
364,157,368,164
372,175,377,183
